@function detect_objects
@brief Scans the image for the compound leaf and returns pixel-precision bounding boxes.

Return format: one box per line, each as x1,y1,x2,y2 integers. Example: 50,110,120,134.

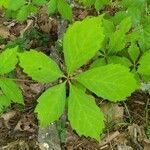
35,83,66,128
19,50,63,83
138,50,150,76
76,64,138,102
0,79,23,104
0,47,18,75
64,16,104,74
68,84,105,140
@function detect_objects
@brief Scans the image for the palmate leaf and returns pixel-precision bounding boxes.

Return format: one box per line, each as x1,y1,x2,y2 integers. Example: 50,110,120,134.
0,79,23,104
35,83,66,128
0,47,18,75
76,64,138,102
68,84,105,141
64,16,104,74
19,50,63,83
138,50,150,76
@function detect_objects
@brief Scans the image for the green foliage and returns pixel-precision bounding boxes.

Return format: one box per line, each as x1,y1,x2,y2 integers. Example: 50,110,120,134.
95,0,110,11
35,83,66,128
18,16,139,140
47,0,57,15
146,122,150,139
128,43,140,63
57,0,72,21
0,0,73,22
0,95,11,113
138,50,150,76
0,47,18,75
64,16,104,74
0,79,23,104
0,0,149,142
76,64,138,102
68,84,105,140
77,0,111,10
0,47,24,114
47,0,72,21
18,50,63,83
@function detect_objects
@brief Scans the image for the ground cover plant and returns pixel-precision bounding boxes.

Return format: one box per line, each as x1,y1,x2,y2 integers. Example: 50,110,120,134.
0,0,72,21
0,0,149,149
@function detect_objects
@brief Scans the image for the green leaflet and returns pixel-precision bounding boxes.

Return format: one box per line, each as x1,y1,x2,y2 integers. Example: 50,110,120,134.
0,47,18,75
91,56,131,68
32,0,47,6
47,0,57,15
109,30,126,53
76,64,138,102
107,56,131,67
35,83,66,128
95,0,110,11
112,11,129,25
7,0,26,11
139,16,150,51
138,50,150,76
68,84,105,141
0,95,11,113
16,4,37,22
121,0,146,9
128,42,140,63
0,79,23,104
0,0,9,8
64,16,104,74
78,0,96,7
119,17,132,34
57,0,72,21
109,17,132,53
18,50,63,83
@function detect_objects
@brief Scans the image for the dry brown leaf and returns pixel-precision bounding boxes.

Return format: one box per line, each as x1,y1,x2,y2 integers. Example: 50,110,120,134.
101,103,124,123
0,25,10,39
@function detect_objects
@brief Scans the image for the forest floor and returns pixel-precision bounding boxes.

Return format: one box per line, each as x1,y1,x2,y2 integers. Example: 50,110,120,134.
0,5,150,150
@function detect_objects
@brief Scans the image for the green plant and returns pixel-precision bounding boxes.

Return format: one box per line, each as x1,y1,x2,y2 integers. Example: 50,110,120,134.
18,16,139,140
77,0,111,11
47,0,72,21
0,0,72,22
0,47,23,114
